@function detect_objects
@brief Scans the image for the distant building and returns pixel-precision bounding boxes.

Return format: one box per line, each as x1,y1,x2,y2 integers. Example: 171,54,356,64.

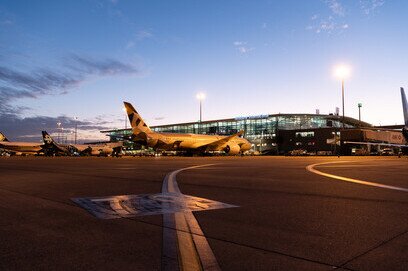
102,113,372,154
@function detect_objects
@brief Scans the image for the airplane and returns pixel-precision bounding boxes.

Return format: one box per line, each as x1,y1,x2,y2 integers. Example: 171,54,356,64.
123,101,252,155
42,131,123,156
0,132,44,155
403,87,408,141
344,87,408,148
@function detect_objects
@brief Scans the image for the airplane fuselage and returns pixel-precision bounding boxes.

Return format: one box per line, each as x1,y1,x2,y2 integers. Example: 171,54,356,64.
124,101,252,155
141,132,252,154
70,142,122,156
0,142,43,154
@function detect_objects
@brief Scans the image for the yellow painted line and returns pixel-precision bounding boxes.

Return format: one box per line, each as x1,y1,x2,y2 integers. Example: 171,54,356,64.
316,165,370,168
162,164,221,271
164,164,216,194
306,161,408,192
175,212,202,271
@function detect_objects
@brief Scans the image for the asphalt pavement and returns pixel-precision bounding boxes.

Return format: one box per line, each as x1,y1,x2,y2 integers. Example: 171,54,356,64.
0,156,407,271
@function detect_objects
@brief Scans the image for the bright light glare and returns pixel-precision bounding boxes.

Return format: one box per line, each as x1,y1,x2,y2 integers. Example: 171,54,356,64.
196,92,206,100
122,107,126,112
333,64,351,80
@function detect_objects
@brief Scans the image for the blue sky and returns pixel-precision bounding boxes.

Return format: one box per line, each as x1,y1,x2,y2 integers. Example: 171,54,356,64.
1,0,407,141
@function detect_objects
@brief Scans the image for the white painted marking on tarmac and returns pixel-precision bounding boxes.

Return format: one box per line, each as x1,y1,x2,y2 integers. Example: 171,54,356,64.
72,164,232,270
306,161,408,193
162,164,223,271
72,193,235,219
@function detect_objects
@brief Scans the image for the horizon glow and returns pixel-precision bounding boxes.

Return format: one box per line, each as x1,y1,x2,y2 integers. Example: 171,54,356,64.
1,0,408,141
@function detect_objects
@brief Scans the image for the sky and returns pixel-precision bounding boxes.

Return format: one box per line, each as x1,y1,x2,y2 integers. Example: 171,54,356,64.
1,0,408,141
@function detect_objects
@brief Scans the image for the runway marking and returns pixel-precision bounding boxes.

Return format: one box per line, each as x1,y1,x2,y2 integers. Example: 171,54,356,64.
162,164,223,271
72,164,231,270
306,161,408,193
72,193,233,219
316,164,371,168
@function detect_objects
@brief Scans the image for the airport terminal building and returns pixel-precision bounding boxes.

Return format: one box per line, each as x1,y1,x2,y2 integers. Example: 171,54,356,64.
102,113,373,155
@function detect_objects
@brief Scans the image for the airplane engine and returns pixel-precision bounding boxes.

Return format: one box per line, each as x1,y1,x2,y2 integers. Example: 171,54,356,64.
147,137,158,147
91,149,101,156
240,142,252,152
224,144,241,155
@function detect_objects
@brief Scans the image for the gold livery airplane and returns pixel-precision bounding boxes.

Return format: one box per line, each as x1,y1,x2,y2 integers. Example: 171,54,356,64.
42,131,122,156
123,101,252,155
0,132,44,155
344,87,408,148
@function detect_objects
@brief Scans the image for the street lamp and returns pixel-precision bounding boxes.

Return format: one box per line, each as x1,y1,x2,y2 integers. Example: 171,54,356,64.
74,117,78,144
57,122,61,143
122,107,128,139
196,92,206,134
196,93,205,122
333,64,351,129
122,107,127,129
358,103,362,126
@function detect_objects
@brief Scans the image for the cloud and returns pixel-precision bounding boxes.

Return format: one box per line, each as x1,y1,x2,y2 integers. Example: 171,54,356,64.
307,17,349,34
0,55,139,105
325,0,345,16
238,47,253,54
233,41,254,54
136,30,153,41
0,9,15,26
125,30,153,49
0,67,81,103
0,114,108,141
359,0,385,15
0,19,13,25
69,55,138,75
126,41,135,49
0,111,120,142
0,55,140,140
307,1,350,35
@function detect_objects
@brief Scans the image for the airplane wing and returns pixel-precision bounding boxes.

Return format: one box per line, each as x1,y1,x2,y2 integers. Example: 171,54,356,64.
106,142,123,148
344,141,408,148
198,130,244,151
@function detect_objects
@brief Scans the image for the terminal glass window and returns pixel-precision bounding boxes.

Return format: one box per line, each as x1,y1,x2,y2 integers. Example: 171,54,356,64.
295,131,315,138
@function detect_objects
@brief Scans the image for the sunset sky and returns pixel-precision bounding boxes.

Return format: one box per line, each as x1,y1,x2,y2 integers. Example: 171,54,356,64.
1,0,407,141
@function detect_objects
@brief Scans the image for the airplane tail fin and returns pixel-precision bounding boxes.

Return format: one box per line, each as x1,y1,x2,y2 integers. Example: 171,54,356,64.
0,132,9,142
123,102,152,135
401,87,408,126
42,131,56,146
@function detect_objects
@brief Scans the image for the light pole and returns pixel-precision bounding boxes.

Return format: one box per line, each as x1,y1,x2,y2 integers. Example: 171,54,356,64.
74,117,78,144
342,79,345,129
358,103,362,126
122,107,128,140
57,122,61,143
196,93,206,134
122,107,127,129
333,64,351,155
334,64,351,129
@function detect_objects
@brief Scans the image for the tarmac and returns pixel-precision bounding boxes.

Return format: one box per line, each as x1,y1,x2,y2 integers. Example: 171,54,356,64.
0,156,407,271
